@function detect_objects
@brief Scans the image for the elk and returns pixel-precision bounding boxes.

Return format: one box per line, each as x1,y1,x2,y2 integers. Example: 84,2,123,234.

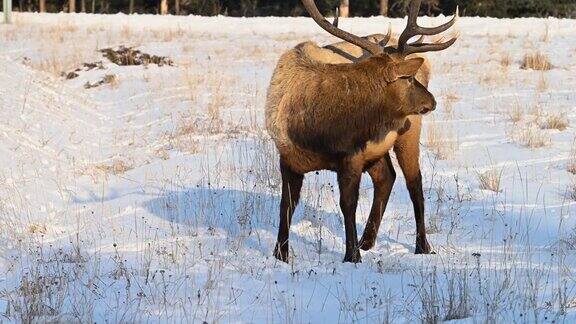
265,0,458,263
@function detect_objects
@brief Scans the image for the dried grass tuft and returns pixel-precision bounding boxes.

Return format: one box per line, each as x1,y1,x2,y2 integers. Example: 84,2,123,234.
540,112,569,131
521,52,553,71
477,168,503,192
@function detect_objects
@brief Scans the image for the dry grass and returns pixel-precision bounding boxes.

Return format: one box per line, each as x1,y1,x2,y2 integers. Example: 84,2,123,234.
414,266,472,323
32,53,86,76
541,22,550,43
78,156,136,182
93,157,134,175
425,119,458,160
569,179,576,201
206,88,226,134
153,147,171,160
479,70,508,86
172,133,200,154
537,72,548,92
568,143,576,175
529,104,544,120
540,112,569,131
28,223,48,234
84,74,120,89
509,125,550,149
104,74,119,87
169,113,201,154
521,52,553,71
440,91,461,117
504,103,557,148
506,102,523,124
477,168,503,192
181,68,205,103
500,53,512,68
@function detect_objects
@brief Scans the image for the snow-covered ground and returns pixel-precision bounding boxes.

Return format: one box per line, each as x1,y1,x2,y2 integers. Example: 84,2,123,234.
1,12,576,322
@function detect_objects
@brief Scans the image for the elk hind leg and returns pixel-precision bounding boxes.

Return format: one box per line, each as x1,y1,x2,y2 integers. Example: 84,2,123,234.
273,161,304,263
337,158,363,263
359,154,396,251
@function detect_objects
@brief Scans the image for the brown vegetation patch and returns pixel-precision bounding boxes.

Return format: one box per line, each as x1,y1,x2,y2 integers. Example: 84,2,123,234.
100,46,174,67
477,168,503,192
521,52,553,71
84,74,119,89
540,112,569,131
28,223,47,234
62,61,105,79
91,157,134,175
62,46,173,81
500,53,512,68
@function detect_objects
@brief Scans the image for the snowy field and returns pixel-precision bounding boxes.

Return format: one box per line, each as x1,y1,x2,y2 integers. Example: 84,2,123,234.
1,12,576,322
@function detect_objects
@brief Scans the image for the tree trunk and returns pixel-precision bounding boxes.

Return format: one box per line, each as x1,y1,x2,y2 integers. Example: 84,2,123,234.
380,0,388,16
129,0,134,14
174,0,179,15
160,0,168,15
39,0,45,12
3,0,12,23
69,0,75,13
339,0,349,18
91,0,95,13
81,0,85,12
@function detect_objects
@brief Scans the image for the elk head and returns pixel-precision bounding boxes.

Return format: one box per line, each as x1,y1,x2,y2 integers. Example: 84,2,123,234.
301,0,458,116
382,56,436,116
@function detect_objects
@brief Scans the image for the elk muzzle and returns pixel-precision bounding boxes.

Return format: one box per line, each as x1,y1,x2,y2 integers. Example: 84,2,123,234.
419,97,436,115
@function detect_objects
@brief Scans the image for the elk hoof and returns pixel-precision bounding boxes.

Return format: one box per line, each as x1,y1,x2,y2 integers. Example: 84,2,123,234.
414,239,434,254
343,250,362,263
273,243,289,263
358,237,376,251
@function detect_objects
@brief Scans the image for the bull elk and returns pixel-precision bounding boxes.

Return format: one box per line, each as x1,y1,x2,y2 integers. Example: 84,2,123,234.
265,0,458,263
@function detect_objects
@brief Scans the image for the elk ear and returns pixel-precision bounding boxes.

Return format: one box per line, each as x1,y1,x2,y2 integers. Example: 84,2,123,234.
396,57,425,77
384,64,399,82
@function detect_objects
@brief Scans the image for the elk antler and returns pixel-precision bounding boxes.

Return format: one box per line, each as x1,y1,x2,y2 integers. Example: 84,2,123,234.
378,24,393,47
394,0,459,56
302,0,384,55
302,0,456,57
333,7,339,28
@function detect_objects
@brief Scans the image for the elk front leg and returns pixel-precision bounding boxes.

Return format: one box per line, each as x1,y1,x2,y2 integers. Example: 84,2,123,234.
405,170,431,254
273,161,304,263
394,116,432,254
359,153,396,251
337,158,363,263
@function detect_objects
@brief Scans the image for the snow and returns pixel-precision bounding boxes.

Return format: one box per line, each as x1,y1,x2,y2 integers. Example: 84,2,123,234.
1,12,576,322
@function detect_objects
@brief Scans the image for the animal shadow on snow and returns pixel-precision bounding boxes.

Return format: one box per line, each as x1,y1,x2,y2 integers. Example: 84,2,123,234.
142,187,412,261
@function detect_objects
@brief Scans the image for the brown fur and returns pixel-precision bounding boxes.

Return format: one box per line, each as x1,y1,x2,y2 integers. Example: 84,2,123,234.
266,36,437,263
322,35,433,255
266,41,432,174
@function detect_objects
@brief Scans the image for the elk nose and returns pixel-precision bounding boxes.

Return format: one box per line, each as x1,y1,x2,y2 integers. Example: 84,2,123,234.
421,98,437,114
